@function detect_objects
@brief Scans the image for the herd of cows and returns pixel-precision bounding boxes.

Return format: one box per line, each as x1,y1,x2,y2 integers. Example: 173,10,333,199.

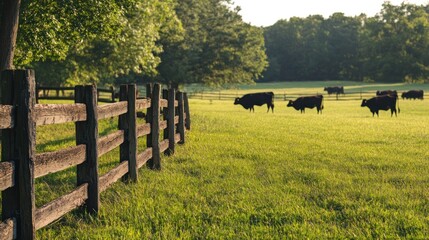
233,87,424,116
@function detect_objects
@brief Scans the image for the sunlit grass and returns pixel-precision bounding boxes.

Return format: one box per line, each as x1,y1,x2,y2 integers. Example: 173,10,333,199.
34,94,429,239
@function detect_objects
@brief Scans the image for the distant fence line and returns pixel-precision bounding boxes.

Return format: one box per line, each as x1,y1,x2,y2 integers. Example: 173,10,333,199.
0,69,191,239
187,90,407,101
36,85,116,103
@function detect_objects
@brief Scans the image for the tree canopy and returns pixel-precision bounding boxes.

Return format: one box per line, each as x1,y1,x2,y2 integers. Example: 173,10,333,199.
0,0,267,88
262,2,429,83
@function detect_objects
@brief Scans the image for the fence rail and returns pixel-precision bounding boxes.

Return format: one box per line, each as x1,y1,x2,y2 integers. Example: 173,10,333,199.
0,69,191,239
36,85,116,103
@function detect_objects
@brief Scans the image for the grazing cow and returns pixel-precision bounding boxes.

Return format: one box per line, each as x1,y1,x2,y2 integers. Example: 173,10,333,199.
234,92,274,113
324,86,344,95
361,95,399,117
287,95,324,114
401,90,424,100
376,90,398,98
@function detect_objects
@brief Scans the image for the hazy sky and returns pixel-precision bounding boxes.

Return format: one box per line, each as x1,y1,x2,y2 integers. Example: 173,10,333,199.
232,0,429,27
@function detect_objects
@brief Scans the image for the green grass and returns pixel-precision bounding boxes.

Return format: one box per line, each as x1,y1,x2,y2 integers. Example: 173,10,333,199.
4,82,429,238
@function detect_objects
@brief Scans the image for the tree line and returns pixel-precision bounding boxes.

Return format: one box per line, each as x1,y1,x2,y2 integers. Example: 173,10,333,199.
0,0,267,88
261,2,429,83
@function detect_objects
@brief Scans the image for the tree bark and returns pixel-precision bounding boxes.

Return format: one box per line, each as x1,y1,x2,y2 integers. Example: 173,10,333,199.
0,0,21,71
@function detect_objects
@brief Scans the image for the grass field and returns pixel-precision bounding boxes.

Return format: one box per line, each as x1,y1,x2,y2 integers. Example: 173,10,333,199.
6,82,429,238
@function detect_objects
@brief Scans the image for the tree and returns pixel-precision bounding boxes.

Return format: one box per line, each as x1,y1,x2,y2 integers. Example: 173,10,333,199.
0,0,21,70
155,0,268,88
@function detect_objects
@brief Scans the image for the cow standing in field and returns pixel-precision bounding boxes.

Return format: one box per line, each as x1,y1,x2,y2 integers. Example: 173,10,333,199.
287,95,324,114
401,90,424,100
234,92,275,113
324,86,344,95
361,95,399,117
376,90,398,98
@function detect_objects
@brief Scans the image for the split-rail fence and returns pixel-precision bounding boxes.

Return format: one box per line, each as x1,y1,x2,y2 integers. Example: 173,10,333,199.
0,69,191,239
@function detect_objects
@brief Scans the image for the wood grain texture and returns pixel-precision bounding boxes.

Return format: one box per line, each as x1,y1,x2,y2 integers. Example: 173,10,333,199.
0,218,15,240
160,99,168,108
34,145,86,178
98,130,125,157
35,184,88,230
0,162,14,191
160,139,169,153
97,101,127,120
34,104,86,126
0,105,13,129
137,123,150,138
136,99,151,111
137,148,152,169
99,161,129,192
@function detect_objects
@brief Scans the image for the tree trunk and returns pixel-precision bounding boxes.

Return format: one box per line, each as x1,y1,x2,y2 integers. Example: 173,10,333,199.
0,0,21,71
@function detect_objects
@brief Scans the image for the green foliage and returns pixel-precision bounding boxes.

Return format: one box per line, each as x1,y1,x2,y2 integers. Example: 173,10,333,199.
17,0,182,86
156,0,268,87
262,3,429,83
33,81,429,238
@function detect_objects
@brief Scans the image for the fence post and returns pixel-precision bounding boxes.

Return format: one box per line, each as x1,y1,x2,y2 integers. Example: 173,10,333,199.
177,92,185,144
110,86,115,102
184,93,191,130
145,83,153,152
75,85,99,214
17,70,37,239
1,70,18,223
162,89,168,140
148,84,161,169
167,88,176,155
1,70,37,239
119,85,137,182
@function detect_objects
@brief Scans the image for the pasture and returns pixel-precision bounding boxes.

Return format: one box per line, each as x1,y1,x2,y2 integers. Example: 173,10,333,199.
7,82,429,238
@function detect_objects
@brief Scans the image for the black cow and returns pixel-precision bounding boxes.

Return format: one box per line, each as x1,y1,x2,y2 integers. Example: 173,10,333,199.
234,92,274,113
324,86,344,95
376,90,398,98
287,95,324,114
361,95,399,117
401,90,424,100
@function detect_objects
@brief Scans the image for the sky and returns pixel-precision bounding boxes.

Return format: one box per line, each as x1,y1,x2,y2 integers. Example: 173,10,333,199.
231,0,429,27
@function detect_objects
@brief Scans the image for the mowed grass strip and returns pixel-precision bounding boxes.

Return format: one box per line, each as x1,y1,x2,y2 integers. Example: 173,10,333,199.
34,97,429,239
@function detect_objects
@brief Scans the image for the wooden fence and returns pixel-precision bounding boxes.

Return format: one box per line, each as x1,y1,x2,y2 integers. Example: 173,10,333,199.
36,86,116,103
0,69,191,239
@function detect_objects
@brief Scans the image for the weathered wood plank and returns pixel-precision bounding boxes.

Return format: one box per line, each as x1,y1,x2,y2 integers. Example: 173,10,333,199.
0,218,15,240
174,116,179,125
34,145,86,178
99,161,129,192
167,89,176,155
160,139,169,153
35,184,88,230
160,99,168,108
184,93,191,130
0,105,13,129
159,120,167,131
75,85,99,214
175,133,181,143
1,70,19,223
177,92,185,144
0,162,14,191
119,84,138,182
97,101,127,120
136,99,151,111
98,130,125,157
137,148,153,169
149,84,161,170
35,104,86,126
137,123,150,138
174,100,178,107
16,70,36,239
